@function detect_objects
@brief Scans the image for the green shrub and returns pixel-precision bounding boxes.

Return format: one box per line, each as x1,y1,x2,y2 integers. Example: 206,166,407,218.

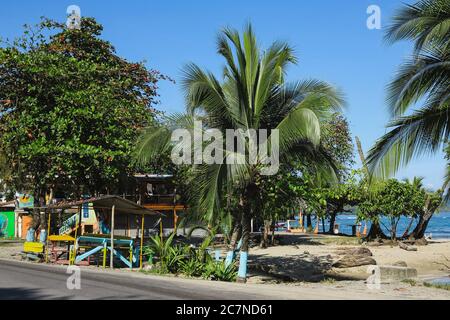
179,258,205,277
142,233,237,282
203,260,237,282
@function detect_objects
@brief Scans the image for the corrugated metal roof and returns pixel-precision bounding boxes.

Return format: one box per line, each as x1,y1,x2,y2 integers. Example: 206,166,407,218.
45,195,163,216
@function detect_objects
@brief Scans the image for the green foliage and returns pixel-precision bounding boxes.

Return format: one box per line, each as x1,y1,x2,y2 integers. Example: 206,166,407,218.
357,178,439,239
0,17,167,197
179,257,206,277
367,0,450,182
203,260,237,282
142,234,237,281
144,233,185,273
135,24,346,247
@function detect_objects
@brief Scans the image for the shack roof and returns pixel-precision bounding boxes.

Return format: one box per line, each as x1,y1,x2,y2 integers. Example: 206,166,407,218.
45,195,163,216
0,200,15,208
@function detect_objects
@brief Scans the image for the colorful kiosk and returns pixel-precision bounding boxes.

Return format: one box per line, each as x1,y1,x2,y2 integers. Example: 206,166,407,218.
44,195,163,269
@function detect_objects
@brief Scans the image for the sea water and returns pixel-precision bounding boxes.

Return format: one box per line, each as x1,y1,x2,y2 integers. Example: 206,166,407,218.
333,211,450,239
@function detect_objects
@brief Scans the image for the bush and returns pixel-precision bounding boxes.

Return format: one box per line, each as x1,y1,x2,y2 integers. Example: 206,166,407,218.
203,260,237,282
141,233,237,282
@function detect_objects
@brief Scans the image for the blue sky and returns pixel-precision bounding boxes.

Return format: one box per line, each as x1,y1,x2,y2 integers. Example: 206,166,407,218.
0,0,445,189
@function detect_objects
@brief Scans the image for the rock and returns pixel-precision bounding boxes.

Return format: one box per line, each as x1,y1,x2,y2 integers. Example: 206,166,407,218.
379,266,417,282
399,242,417,251
392,261,408,267
332,255,377,268
336,247,373,256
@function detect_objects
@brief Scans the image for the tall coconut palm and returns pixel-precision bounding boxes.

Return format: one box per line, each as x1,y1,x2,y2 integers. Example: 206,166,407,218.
366,0,450,193
135,24,345,281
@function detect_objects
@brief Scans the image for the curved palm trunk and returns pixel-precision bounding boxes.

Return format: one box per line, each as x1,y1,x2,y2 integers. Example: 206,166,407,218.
237,183,258,283
408,195,438,240
237,207,251,283
408,211,433,240
225,219,242,266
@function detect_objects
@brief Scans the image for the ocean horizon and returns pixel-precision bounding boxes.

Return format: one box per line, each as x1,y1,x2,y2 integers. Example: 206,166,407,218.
333,211,450,239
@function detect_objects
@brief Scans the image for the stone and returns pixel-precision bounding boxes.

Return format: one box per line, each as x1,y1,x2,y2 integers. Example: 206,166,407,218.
399,242,417,251
332,255,377,268
379,266,417,282
392,261,408,267
336,247,373,256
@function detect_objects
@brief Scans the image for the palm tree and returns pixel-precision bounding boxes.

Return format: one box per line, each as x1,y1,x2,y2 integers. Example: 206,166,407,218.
366,0,450,192
135,24,345,281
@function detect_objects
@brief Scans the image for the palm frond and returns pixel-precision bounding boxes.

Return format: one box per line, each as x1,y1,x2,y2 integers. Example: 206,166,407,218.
387,45,450,117
385,0,450,53
367,103,450,178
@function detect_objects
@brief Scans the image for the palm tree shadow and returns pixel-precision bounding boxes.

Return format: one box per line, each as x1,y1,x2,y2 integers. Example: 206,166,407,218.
0,287,71,300
248,253,334,282
277,234,326,246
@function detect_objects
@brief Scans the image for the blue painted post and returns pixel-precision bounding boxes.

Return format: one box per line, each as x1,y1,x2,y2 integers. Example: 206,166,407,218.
26,228,35,242
39,229,47,244
224,250,234,267
236,238,243,250
214,249,221,261
237,251,248,282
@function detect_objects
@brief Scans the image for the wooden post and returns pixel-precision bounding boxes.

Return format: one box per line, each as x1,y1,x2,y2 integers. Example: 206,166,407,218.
110,204,115,269
140,214,145,269
173,208,177,234
102,241,107,268
159,219,163,240
45,210,51,263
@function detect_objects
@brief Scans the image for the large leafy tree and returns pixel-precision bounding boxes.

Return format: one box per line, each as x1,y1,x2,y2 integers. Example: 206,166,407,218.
366,0,450,192
0,18,166,201
358,177,441,241
136,24,345,281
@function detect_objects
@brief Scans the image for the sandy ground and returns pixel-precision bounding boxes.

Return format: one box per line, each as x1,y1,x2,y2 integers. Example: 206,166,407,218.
248,234,450,281
1,237,449,299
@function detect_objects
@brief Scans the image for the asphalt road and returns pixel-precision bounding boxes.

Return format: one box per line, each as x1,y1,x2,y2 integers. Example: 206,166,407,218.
0,259,275,300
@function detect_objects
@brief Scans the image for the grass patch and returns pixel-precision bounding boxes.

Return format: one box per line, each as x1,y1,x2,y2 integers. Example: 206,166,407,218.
424,282,450,291
401,279,417,286
320,277,336,284
318,236,361,246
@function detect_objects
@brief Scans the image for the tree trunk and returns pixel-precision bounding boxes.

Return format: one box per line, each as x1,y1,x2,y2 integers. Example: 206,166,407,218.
306,214,312,232
260,219,271,248
364,221,386,241
409,211,433,240
237,183,258,283
270,221,275,245
402,217,415,238
390,218,396,241
237,206,251,283
328,212,337,234
225,218,242,266
408,195,436,240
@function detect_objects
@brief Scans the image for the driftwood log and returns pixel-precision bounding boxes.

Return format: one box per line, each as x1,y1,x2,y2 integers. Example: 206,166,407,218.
335,247,373,256
332,255,376,268
333,247,376,268
399,242,417,252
